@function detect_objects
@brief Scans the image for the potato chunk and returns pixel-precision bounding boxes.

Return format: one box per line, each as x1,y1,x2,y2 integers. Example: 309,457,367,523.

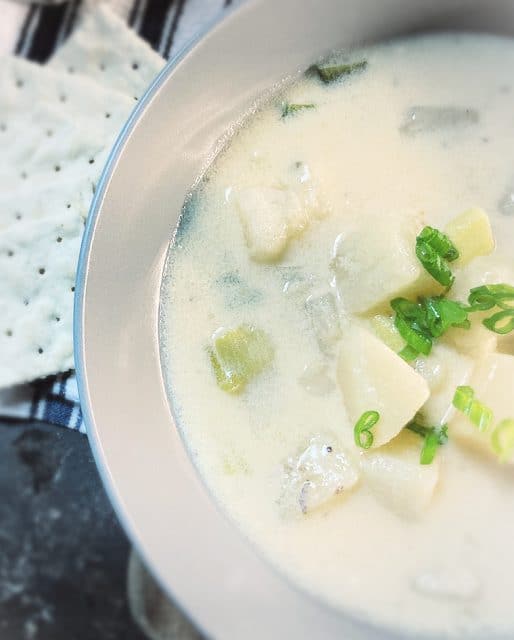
332,216,423,314
337,326,430,447
451,353,514,463
360,430,440,518
235,164,327,262
414,344,473,426
444,207,494,267
235,187,293,262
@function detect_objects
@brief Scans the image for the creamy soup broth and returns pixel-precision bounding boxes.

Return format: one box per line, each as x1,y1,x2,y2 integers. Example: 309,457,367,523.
161,34,514,637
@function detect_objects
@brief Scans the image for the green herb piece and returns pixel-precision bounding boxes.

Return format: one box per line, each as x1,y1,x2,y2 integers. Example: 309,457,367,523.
406,420,448,465
281,102,316,118
399,344,419,362
208,325,274,394
421,430,444,465
354,410,379,449
415,226,459,288
491,419,514,463
468,284,514,311
423,297,470,338
452,385,493,432
394,314,432,355
467,285,514,335
313,60,367,84
390,297,432,356
483,309,514,334
417,226,460,262
390,295,473,356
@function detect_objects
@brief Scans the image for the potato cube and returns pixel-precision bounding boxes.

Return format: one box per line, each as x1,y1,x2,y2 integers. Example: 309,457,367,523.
338,326,429,447
235,187,293,262
360,430,440,518
332,216,424,314
445,207,494,267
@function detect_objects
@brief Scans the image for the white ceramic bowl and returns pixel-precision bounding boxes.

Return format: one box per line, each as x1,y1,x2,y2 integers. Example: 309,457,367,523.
75,1,514,637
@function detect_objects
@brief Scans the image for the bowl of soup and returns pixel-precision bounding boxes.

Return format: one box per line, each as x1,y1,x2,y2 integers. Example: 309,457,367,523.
76,1,514,638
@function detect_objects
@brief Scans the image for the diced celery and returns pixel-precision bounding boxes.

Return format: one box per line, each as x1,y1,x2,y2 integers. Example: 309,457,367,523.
209,325,274,393
444,207,494,267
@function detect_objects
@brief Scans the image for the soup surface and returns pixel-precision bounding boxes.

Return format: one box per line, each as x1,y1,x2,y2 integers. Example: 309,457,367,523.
161,34,514,637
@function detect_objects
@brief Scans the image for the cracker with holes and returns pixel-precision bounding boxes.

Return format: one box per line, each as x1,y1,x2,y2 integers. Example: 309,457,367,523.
0,14,161,386
0,55,134,121
49,3,164,98
0,102,113,226
0,212,83,387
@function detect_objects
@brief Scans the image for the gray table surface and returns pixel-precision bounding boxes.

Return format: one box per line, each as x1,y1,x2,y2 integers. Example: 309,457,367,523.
0,418,147,640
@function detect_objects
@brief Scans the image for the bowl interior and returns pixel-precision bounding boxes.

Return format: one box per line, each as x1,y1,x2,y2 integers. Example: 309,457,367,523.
76,1,514,638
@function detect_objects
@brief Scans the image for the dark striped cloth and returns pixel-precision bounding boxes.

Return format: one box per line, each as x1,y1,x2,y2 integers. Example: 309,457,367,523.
0,0,236,431
12,0,233,63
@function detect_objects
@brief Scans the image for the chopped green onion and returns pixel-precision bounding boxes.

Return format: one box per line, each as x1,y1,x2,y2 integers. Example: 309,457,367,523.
354,410,379,449
415,241,455,288
208,325,274,394
452,386,493,432
467,284,514,335
406,420,448,465
491,419,514,463
468,284,514,311
416,226,459,262
423,297,470,338
483,309,514,334
420,431,442,465
281,102,316,118
391,297,432,355
390,297,423,322
399,344,419,362
394,314,432,355
415,226,459,288
313,60,367,84
390,295,473,356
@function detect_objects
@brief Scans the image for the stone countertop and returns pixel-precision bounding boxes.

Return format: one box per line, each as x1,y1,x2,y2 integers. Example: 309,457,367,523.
0,419,147,640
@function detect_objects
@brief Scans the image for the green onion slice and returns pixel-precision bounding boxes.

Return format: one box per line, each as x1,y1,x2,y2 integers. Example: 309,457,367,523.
399,344,419,362
482,309,514,335
391,298,432,355
354,410,379,449
468,284,514,311
420,431,441,465
415,241,455,288
415,226,459,288
406,420,448,465
313,60,367,84
452,385,493,432
423,297,470,337
417,226,459,262
394,315,432,355
281,102,316,118
491,419,514,463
